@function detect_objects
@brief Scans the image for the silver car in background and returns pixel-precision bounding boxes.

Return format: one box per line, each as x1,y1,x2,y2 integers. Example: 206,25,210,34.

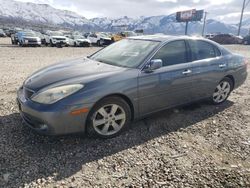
17,31,42,47
17,35,248,138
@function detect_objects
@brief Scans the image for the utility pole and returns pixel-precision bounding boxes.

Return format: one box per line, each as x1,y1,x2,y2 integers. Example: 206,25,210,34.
202,12,208,36
237,0,249,36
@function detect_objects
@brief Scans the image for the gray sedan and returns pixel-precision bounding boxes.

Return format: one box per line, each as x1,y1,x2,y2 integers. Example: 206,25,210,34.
17,35,248,138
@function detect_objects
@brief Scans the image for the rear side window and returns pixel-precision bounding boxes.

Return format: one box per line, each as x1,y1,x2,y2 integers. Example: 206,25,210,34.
153,40,188,67
189,40,221,61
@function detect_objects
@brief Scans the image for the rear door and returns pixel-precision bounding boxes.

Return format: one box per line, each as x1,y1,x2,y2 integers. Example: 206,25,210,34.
186,39,227,99
138,40,197,116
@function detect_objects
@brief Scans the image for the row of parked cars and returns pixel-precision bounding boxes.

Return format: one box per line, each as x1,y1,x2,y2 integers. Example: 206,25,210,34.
3,27,250,46
5,27,140,47
10,30,106,47
206,33,250,45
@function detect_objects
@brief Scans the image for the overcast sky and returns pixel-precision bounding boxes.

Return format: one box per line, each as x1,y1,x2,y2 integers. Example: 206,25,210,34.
16,0,250,23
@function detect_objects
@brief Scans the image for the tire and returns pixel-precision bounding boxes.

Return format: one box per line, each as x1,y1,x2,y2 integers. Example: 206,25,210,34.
19,41,23,47
74,42,77,47
50,40,54,47
211,77,233,105
86,97,131,138
97,40,101,46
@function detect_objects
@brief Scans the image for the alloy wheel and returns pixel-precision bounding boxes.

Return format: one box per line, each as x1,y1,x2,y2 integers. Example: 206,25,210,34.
213,81,231,103
92,104,126,136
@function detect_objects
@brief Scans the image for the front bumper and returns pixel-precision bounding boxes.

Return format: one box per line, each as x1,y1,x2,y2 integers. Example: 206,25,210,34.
24,41,42,45
52,40,68,45
17,88,93,136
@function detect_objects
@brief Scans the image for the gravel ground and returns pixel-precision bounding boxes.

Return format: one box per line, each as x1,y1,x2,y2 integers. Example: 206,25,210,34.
0,38,249,188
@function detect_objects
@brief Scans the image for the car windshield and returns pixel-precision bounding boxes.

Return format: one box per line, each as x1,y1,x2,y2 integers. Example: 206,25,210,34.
50,32,63,36
23,32,36,37
74,36,85,39
99,33,108,38
90,39,160,68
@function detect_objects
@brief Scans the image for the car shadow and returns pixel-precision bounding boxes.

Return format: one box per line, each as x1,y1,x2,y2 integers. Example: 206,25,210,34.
0,100,234,187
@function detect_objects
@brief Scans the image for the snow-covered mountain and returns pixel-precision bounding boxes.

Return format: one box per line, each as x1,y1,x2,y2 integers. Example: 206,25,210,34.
0,0,249,35
0,0,97,30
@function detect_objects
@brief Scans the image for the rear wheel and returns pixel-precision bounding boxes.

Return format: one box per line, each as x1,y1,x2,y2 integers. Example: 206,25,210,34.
87,97,131,138
211,78,233,104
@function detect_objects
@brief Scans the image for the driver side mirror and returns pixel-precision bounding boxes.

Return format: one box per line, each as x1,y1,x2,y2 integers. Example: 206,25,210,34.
144,59,163,73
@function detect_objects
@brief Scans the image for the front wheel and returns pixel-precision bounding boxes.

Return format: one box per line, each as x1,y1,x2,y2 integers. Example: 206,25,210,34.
87,97,131,138
211,78,233,104
50,40,54,47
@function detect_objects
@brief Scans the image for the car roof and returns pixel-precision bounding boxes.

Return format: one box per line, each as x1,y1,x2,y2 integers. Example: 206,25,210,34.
128,34,205,42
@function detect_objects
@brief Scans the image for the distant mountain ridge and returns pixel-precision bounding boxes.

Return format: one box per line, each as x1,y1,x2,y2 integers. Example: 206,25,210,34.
0,0,249,35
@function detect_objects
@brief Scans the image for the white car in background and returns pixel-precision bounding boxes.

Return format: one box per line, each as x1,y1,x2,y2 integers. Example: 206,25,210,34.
45,31,69,47
87,33,112,46
72,35,91,47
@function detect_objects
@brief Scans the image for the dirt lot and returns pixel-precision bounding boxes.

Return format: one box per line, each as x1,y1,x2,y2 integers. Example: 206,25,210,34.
0,37,249,188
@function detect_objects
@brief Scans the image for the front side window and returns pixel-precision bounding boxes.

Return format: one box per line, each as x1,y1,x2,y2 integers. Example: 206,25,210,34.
152,40,188,67
189,40,220,61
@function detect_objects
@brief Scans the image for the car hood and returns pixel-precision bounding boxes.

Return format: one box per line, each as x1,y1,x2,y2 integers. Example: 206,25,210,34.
77,39,90,42
24,58,128,92
52,36,66,39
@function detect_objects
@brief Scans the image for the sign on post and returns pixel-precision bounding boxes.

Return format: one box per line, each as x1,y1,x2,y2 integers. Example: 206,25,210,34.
176,9,204,35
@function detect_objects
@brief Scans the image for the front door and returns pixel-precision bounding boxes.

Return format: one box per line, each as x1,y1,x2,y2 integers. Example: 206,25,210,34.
138,40,196,116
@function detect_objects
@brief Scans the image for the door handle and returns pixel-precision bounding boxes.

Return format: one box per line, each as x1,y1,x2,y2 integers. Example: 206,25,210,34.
219,64,226,68
182,69,192,75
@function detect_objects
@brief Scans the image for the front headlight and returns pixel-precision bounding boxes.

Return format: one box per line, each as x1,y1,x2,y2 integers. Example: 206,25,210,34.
31,84,84,104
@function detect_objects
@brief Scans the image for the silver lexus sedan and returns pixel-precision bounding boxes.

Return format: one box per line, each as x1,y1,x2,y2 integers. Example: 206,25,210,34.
17,35,248,138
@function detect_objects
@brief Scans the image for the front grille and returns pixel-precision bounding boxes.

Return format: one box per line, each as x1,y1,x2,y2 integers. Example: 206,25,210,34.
24,88,35,99
54,38,66,41
28,39,37,42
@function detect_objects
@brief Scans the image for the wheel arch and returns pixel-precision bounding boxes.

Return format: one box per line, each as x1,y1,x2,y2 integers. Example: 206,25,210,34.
224,75,235,89
88,93,135,121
